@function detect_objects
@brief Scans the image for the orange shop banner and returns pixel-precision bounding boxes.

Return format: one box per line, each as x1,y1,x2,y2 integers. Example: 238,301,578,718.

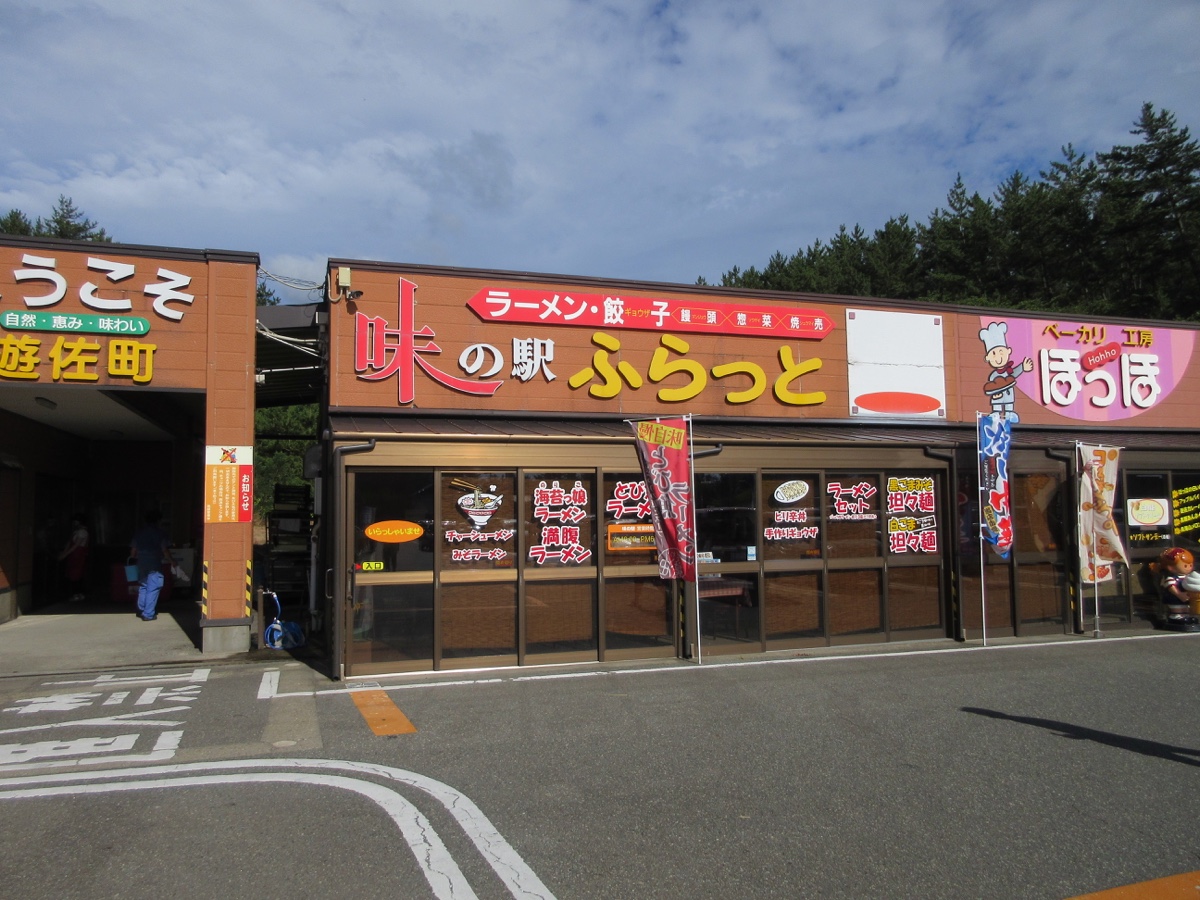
204,445,253,523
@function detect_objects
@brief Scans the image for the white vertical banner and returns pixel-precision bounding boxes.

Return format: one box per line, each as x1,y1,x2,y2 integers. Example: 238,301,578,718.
1077,443,1128,585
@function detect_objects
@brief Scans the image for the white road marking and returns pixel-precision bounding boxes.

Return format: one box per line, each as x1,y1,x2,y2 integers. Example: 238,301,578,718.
0,771,477,900
0,705,191,736
260,632,1196,700
45,668,210,687
0,758,556,900
0,730,183,772
257,669,279,699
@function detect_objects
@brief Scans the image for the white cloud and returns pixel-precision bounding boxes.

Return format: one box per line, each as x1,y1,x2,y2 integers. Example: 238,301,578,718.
2,0,1197,288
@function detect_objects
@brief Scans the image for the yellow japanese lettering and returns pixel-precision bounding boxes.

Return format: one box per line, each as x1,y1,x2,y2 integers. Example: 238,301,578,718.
648,334,706,402
773,347,825,405
712,360,766,404
50,335,100,382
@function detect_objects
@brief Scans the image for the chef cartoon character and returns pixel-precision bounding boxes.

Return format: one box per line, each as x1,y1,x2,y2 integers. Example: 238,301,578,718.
979,321,1033,422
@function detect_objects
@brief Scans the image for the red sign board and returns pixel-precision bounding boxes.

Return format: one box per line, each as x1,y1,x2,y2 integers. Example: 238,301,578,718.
468,287,834,340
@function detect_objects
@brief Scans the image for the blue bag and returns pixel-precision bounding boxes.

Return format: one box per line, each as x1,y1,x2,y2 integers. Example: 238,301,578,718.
263,592,305,650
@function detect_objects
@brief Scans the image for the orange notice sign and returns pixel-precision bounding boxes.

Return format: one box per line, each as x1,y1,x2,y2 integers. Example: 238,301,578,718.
205,445,253,523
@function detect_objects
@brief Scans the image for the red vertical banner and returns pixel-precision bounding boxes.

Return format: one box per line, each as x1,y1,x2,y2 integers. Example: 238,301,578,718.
630,417,696,582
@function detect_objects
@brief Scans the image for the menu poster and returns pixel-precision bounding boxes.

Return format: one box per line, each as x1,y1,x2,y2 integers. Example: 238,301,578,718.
1172,479,1200,539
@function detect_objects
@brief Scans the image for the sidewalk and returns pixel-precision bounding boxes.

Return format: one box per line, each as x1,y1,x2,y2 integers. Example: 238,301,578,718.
0,592,1168,681
0,593,261,679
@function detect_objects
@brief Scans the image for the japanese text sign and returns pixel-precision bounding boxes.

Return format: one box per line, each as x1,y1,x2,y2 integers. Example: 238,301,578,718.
204,445,253,524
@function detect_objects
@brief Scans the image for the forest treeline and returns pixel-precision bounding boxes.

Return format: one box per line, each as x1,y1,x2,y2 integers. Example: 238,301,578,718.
705,103,1200,323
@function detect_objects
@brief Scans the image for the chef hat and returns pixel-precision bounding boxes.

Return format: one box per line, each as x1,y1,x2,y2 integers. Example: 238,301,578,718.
979,321,1009,352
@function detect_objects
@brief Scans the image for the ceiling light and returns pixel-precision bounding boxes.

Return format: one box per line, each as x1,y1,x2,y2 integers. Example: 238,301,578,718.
34,396,57,411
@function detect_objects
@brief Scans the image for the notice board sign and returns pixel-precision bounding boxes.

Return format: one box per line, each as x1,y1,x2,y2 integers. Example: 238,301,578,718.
205,445,253,523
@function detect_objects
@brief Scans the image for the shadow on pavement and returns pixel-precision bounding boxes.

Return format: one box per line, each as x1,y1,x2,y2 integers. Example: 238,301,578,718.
962,706,1200,768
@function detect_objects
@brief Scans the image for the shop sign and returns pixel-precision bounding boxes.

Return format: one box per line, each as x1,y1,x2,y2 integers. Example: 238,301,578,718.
204,445,253,524
885,476,938,553
1,310,152,335
773,480,809,503
467,287,834,339
350,276,830,412
445,481,513,562
1173,481,1200,539
1125,496,1172,547
4,253,196,321
846,310,946,418
607,522,656,551
363,520,424,543
528,480,592,565
0,331,157,384
765,479,819,543
0,253,198,387
980,315,1195,422
827,480,878,521
606,479,656,552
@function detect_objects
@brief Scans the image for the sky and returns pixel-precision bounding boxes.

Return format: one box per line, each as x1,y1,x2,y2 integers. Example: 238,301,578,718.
3,1,1198,302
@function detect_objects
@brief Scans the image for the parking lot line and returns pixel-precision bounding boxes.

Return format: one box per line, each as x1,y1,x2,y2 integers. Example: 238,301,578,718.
1070,869,1200,898
351,689,417,735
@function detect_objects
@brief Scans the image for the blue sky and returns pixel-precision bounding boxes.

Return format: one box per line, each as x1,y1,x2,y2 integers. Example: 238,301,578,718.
2,1,1197,301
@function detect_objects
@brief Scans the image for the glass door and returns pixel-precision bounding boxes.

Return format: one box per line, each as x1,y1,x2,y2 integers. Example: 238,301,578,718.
346,469,435,674
694,471,760,654
1011,470,1070,634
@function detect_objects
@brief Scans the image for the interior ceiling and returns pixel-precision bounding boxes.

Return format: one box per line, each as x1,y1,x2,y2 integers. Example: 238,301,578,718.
0,384,183,441
0,303,323,441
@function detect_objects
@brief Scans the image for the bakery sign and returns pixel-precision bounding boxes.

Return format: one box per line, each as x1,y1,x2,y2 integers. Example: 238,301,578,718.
979,315,1195,422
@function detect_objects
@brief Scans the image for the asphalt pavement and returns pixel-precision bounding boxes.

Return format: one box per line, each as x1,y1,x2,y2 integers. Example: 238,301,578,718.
0,601,1197,899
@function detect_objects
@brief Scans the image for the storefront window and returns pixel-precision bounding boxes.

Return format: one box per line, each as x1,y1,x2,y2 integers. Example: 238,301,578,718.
695,472,757,563
1012,472,1064,554
605,577,673,650
887,567,941,631
764,571,822,640
828,569,883,636
602,473,657,566
761,474,821,561
1122,472,1172,554
523,472,596,569
353,471,434,572
699,575,759,644
441,581,517,659
440,472,517,571
526,579,597,656
826,474,881,559
349,582,433,665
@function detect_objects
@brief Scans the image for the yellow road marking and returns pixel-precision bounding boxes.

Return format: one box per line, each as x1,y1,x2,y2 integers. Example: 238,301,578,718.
1070,870,1200,899
350,689,418,735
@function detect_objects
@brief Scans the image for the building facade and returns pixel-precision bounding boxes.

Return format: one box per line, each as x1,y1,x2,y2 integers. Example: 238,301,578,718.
0,236,259,652
321,260,1200,678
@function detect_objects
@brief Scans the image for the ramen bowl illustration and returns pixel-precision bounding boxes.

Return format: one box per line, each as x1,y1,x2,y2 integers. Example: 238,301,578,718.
458,491,502,527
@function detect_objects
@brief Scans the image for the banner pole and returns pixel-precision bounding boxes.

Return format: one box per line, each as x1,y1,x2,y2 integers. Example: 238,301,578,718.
1092,454,1101,638
977,412,988,647
688,415,700,665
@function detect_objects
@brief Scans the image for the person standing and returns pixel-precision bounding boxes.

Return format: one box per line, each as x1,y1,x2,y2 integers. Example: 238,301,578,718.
130,510,170,621
58,515,89,603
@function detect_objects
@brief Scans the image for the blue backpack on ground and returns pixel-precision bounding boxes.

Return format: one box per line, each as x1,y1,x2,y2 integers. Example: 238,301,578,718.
263,592,305,650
